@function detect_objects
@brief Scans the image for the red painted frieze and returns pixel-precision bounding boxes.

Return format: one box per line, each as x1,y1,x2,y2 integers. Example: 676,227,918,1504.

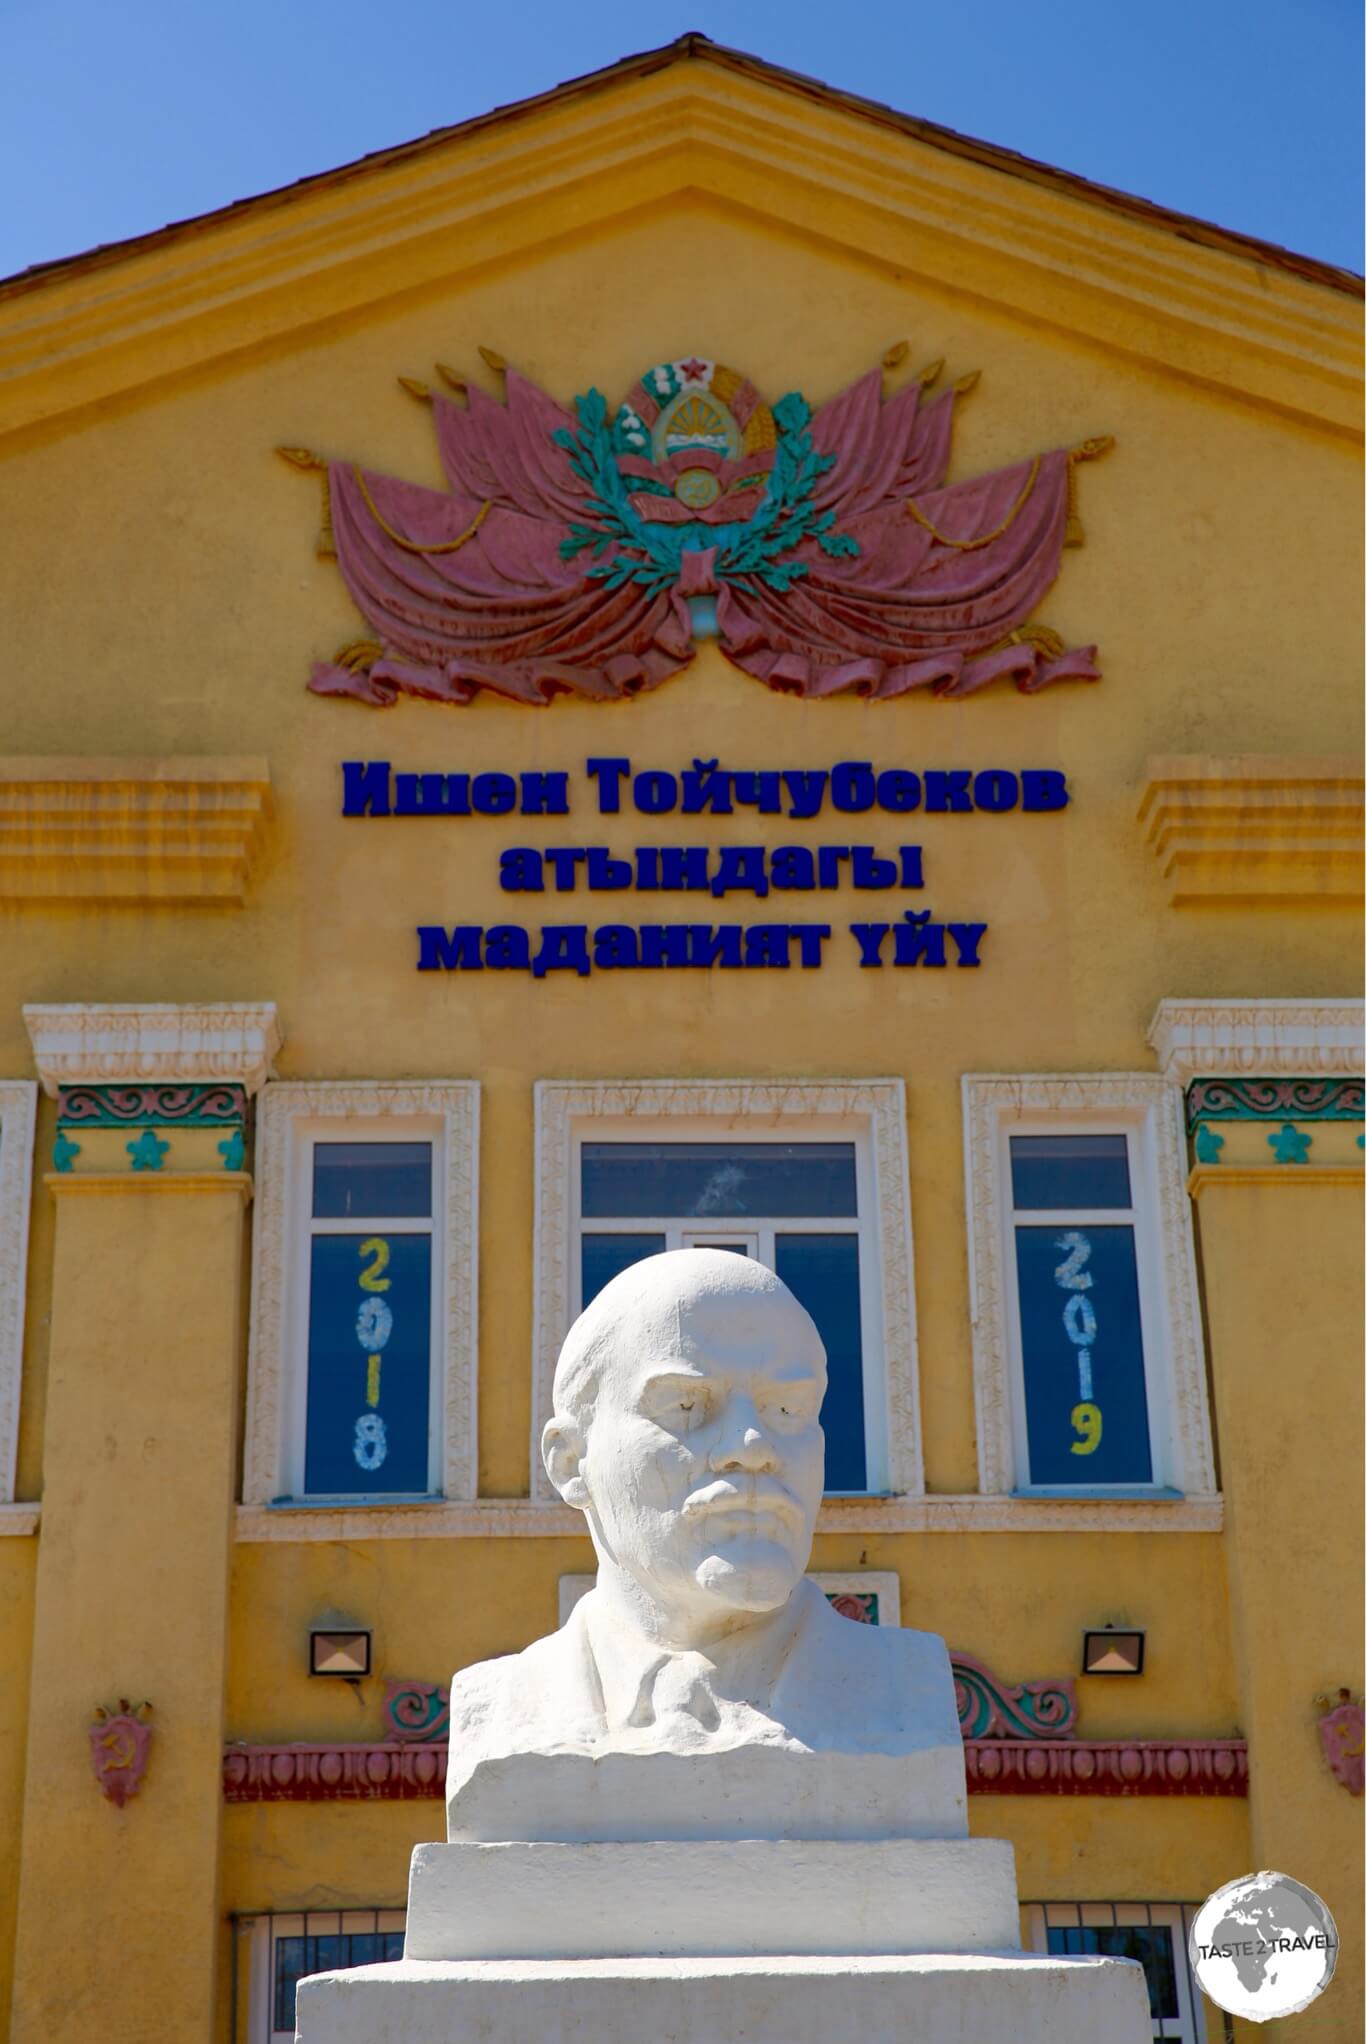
223,1736,1249,1804
965,1739,1248,1797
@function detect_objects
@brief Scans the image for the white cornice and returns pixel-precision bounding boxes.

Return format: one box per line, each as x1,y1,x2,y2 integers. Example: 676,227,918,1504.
23,1002,283,1097
0,60,1358,440
1148,1000,1366,1086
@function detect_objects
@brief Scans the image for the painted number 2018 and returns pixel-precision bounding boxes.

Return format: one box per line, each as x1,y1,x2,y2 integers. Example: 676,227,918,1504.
1054,1230,1103,1454
354,1236,393,1472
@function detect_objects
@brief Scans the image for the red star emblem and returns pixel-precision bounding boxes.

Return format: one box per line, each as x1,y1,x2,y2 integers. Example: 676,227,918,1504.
678,357,709,382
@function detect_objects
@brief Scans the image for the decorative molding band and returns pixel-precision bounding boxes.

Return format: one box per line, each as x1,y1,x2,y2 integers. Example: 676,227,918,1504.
1148,999,1366,1086
531,1079,921,1503
1138,756,1364,906
45,1171,253,1200
222,1735,1249,1803
1189,1165,1363,1197
57,1083,247,1127
232,1492,1224,1540
952,1652,1076,1741
0,1502,39,1536
0,1084,37,1503
963,1738,1248,1797
24,1001,282,1097
1186,1077,1363,1127
0,757,273,903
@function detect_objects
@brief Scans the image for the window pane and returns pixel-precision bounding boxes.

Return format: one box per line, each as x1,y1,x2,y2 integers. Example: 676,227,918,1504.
1045,1923,1177,2018
305,1234,432,1495
581,1233,667,1307
345,1934,381,1967
1015,1224,1152,1485
581,1143,857,1219
775,1234,866,1492
274,1937,307,2033
1009,1134,1131,1210
310,1935,344,1976
313,1141,432,1219
381,1931,405,1962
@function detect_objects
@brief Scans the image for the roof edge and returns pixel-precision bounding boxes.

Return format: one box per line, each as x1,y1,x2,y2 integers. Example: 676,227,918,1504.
1,32,1360,303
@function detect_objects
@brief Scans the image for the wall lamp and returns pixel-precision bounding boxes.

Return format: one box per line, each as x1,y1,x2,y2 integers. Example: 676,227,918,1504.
309,1629,372,1679
1081,1627,1145,1677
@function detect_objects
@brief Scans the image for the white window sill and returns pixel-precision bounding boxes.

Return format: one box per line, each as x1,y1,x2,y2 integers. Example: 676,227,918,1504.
234,1492,1224,1541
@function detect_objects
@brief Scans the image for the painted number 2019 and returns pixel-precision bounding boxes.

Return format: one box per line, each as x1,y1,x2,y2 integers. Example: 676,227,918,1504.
1054,1230,1103,1454
1069,1400,1103,1455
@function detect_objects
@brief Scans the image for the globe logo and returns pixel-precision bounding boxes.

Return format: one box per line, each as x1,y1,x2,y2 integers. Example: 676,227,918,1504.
1190,1871,1338,2022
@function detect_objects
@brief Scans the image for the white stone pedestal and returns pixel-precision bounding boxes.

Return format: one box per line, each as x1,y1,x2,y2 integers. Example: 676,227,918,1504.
296,1950,1152,2042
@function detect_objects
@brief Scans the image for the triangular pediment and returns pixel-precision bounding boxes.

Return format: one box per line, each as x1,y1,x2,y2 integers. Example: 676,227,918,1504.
0,35,1359,440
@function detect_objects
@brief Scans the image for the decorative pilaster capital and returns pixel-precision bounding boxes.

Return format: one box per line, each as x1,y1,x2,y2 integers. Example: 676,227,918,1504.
23,1002,283,1098
1147,999,1365,1088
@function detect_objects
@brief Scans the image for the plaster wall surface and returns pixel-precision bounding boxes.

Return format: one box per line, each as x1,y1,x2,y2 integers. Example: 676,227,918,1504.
7,1179,247,2044
0,59,1360,2044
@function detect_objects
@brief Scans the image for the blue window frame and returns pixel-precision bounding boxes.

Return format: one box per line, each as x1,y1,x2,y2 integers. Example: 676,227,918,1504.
301,1140,436,1499
577,1140,874,1493
1006,1132,1156,1489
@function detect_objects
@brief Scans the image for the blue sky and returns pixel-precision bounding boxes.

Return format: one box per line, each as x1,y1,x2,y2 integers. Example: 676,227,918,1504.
2,0,1361,279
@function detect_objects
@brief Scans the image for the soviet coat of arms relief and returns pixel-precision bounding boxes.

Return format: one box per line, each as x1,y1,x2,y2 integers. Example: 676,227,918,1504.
279,343,1111,708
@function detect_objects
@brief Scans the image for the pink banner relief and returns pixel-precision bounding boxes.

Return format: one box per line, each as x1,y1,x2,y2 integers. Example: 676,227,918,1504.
291,355,1107,707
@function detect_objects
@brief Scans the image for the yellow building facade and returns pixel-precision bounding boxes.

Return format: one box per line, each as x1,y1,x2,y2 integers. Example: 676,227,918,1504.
0,37,1361,2044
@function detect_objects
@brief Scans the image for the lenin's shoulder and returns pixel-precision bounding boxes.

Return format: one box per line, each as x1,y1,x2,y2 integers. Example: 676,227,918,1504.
448,1615,592,1754
802,1594,960,1743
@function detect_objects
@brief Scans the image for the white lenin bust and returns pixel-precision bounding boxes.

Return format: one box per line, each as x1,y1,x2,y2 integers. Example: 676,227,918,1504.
446,1249,966,1843
300,1249,1152,2040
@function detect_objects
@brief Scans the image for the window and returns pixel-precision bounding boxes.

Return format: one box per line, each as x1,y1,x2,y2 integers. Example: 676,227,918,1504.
533,1081,921,1501
303,1140,435,1496
579,1140,869,1491
0,1083,37,1504
242,1910,405,2043
963,1078,1214,1502
243,1084,479,1507
1024,1903,1210,2042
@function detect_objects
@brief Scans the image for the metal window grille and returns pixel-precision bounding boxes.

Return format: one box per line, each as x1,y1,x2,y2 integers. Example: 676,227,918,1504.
230,1909,405,2044
1024,1901,1231,2043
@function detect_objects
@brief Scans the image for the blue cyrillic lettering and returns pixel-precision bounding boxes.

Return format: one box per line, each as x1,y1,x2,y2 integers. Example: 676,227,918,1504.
531,926,592,977
1021,769,1069,811
586,849,632,890
680,759,733,814
849,923,889,967
518,771,570,815
342,760,392,816
893,909,948,965
830,761,875,812
924,770,973,813
499,848,544,892
711,847,769,898
769,846,816,891
782,770,827,818
484,924,531,969
586,757,631,813
417,925,482,971
633,770,678,814
876,769,920,813
948,922,988,966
